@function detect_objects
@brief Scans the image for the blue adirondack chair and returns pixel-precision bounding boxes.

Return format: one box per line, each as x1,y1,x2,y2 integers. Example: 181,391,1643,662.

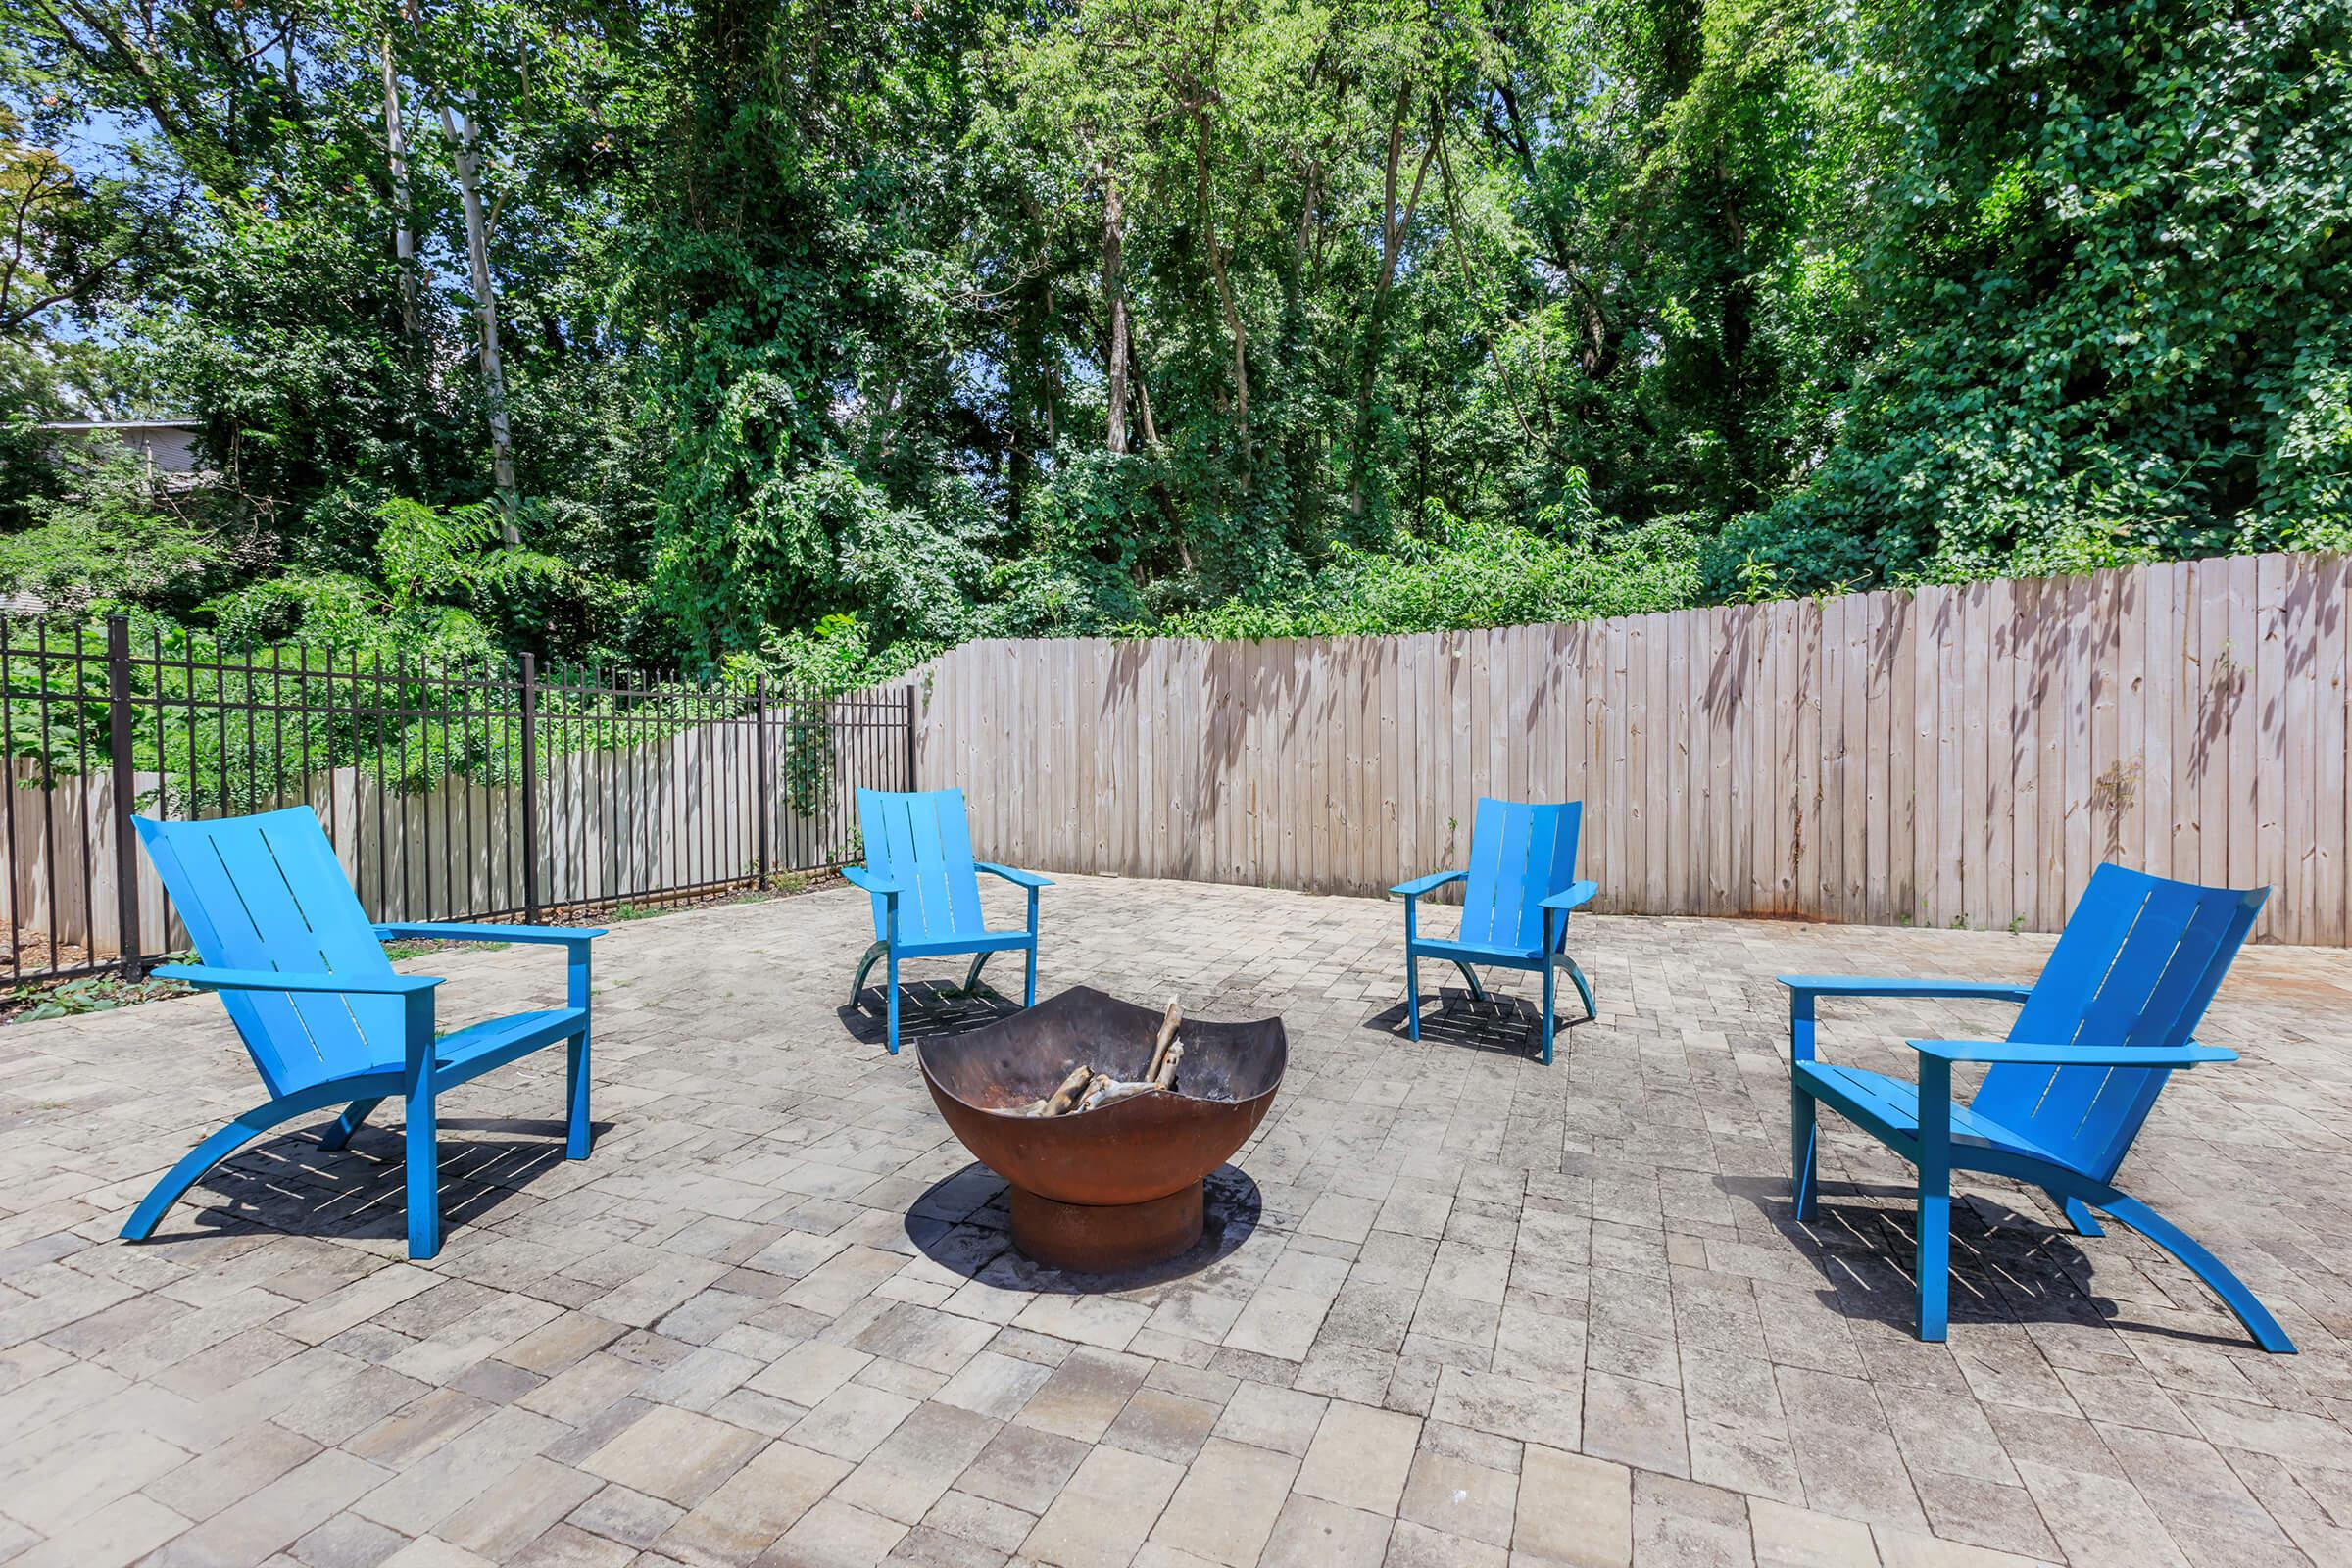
844,787,1051,1055
122,807,602,1260
1784,862,2292,1351
1392,797,1597,1064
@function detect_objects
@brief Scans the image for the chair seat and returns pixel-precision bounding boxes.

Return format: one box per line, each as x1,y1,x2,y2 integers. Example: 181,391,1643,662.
1795,1059,2078,1173
896,928,1035,960
395,1007,589,1084
1411,934,1546,969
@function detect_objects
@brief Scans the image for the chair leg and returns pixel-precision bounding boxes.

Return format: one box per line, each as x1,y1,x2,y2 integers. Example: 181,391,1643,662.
2093,1194,2296,1353
885,950,901,1056
319,1098,383,1152
1541,952,1557,1066
1023,942,1037,1008
1916,1165,1950,1343
1452,960,1488,1004
122,1100,313,1240
1406,956,1422,1041
564,1030,593,1160
850,941,888,1007
962,952,991,996
1790,1086,1818,1222
405,1087,442,1260
2054,1194,2104,1237
1563,956,1596,1021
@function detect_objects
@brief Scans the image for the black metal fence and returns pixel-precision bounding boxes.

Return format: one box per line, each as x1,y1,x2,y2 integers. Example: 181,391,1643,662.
1,615,915,986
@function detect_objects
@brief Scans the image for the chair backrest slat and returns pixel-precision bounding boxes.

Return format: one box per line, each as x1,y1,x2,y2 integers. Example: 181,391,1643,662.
1459,798,1586,953
1974,862,2265,1182
858,789,985,943
134,808,395,1097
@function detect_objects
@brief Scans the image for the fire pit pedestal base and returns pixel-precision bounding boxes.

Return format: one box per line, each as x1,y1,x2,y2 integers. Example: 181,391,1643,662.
1009,1181,1203,1274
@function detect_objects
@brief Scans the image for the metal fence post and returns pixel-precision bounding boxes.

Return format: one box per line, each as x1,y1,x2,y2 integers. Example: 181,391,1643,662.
106,616,144,980
904,682,917,790
519,653,541,924
755,675,773,890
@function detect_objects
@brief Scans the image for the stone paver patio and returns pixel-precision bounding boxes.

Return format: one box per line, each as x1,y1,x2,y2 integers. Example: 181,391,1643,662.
4,874,2350,1568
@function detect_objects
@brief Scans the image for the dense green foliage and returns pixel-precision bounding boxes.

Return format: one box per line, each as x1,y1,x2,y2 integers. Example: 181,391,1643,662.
0,0,2344,685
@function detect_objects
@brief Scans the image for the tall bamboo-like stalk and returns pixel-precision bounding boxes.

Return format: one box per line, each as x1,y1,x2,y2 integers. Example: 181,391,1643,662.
438,97,519,541
378,36,420,350
1347,80,1433,520
1100,161,1129,456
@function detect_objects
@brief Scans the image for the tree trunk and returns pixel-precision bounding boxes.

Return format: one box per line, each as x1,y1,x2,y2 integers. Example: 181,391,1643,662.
1435,124,1541,450
439,98,520,541
1489,75,1613,379
379,37,420,353
1101,163,1130,456
1193,102,1249,477
1136,354,1160,450
1347,84,1434,519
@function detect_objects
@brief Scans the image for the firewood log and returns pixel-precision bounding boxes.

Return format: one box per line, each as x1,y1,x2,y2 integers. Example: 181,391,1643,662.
1077,1076,1162,1112
1145,997,1183,1083
1152,1041,1184,1092
1021,1064,1095,1116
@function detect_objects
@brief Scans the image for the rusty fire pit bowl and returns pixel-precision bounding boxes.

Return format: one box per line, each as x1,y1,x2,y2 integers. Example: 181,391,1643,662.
918,985,1287,1273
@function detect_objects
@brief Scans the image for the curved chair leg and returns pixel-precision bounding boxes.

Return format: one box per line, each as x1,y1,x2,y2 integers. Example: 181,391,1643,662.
122,1087,352,1240
1451,960,1488,1004
564,1030,593,1160
319,1098,383,1152
885,950,902,1055
2054,1194,2104,1237
850,941,888,1007
1562,956,1596,1022
1406,956,1422,1041
962,952,992,996
2093,1194,2296,1353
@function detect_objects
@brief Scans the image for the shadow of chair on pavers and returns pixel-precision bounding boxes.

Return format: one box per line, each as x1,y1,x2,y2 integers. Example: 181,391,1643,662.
137,1113,609,1250
1365,986,1597,1057
903,1161,1264,1295
839,978,1023,1054
1718,1172,2281,1349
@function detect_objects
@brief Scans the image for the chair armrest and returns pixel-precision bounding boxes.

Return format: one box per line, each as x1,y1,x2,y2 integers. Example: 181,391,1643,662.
841,867,899,897
1391,869,1465,899
1778,975,2034,1004
1541,880,1598,913
977,862,1054,889
1910,1038,2237,1068
153,964,443,997
375,922,603,948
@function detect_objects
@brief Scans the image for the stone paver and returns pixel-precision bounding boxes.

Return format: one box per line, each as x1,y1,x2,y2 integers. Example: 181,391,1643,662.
0,872,2348,1566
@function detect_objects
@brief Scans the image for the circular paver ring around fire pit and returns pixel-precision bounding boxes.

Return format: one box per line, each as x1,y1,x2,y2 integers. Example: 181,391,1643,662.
917,984,1287,1273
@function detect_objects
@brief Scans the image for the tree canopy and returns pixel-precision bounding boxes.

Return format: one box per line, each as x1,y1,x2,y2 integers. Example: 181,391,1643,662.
1,0,2345,683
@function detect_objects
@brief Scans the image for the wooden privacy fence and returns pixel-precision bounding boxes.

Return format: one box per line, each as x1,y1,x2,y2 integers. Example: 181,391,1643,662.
911,551,2352,946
